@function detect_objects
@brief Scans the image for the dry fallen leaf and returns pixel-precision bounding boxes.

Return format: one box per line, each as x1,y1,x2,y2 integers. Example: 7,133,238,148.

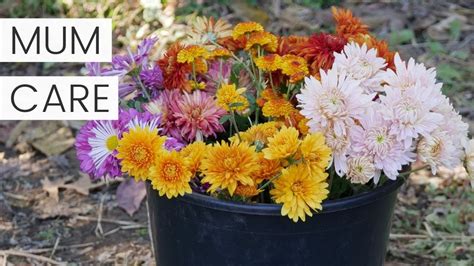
41,174,104,202
41,176,73,202
116,179,147,217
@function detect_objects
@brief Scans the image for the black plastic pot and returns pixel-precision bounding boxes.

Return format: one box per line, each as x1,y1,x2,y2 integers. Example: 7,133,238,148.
146,178,404,266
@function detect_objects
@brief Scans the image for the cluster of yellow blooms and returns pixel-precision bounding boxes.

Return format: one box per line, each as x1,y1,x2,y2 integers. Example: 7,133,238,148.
117,122,331,222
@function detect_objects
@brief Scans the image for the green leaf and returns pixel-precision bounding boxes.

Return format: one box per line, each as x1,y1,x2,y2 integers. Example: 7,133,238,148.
428,41,445,55
449,19,462,41
450,50,469,60
219,114,231,124
437,63,462,83
229,102,244,108
390,29,414,46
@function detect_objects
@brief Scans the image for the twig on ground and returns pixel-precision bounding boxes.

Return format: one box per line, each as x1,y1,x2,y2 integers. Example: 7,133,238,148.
25,242,98,254
0,250,66,265
74,216,144,227
94,195,105,237
50,236,61,259
390,233,474,241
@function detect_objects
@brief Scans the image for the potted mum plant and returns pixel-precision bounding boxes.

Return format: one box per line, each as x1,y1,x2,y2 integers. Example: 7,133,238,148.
75,8,471,266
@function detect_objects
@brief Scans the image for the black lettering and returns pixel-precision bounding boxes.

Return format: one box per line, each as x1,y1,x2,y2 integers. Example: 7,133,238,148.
71,26,99,54
70,84,89,112
43,85,65,112
45,26,66,54
12,27,40,54
11,85,37,112
94,84,108,112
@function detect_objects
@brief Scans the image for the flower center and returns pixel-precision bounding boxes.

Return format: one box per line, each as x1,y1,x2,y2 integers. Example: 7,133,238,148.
163,163,180,182
132,145,151,164
223,158,240,172
106,135,119,151
291,181,303,195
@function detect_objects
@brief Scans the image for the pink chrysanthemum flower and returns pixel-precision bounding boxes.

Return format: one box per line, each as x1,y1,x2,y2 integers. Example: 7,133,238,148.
350,109,414,182
297,69,374,137
417,129,462,174
346,155,376,184
333,42,386,93
380,85,443,148
324,129,350,175
171,90,226,142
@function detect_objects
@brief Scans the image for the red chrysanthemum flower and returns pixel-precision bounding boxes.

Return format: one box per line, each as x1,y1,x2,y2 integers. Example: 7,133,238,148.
217,36,246,52
331,7,369,40
276,36,308,56
157,43,192,92
294,33,346,76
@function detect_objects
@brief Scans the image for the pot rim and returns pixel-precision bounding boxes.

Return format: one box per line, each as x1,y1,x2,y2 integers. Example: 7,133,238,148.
167,177,405,216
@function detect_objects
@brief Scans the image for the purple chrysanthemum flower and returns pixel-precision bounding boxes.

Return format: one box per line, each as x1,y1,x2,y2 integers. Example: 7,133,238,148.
75,120,122,180
140,64,163,91
164,137,185,151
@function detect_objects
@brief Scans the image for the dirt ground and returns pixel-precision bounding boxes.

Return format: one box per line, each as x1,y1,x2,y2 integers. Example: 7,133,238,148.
0,0,473,265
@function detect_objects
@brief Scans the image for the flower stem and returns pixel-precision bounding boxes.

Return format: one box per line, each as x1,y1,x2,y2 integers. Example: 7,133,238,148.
259,172,282,190
230,111,241,141
134,75,151,101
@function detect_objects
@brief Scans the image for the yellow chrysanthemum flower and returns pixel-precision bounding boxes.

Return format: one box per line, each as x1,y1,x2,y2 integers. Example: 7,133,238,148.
253,153,282,184
177,45,209,64
262,98,296,118
116,127,166,181
270,163,329,222
216,83,249,113
245,32,278,52
231,121,280,144
209,48,232,58
189,80,206,91
299,133,332,175
232,21,264,39
262,126,300,160
297,117,310,135
280,54,309,83
149,151,193,199
255,54,282,72
201,141,258,196
180,141,207,175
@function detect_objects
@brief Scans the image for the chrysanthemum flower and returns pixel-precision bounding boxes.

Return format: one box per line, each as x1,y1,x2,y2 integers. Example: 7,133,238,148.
351,34,395,70
255,54,282,72
188,80,206,91
157,43,192,91
209,48,232,58
380,85,443,147
324,129,350,176
232,21,264,39
171,90,226,141
297,70,374,137
216,83,249,113
333,42,386,93
350,110,414,182
149,151,192,199
187,17,232,45
140,64,163,91
245,32,278,52
253,153,282,184
201,141,258,196
294,33,346,76
271,163,329,222
346,156,375,184
233,121,280,145
417,129,461,174
299,133,332,175
75,120,122,179
116,126,166,181
276,36,308,56
279,55,309,83
180,141,207,175
262,97,296,118
263,126,300,160
234,184,260,198
331,7,369,40
464,139,474,179
177,45,209,64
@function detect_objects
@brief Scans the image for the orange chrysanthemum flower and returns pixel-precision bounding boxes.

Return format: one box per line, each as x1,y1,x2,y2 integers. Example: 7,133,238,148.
294,33,346,76
253,153,282,184
245,32,278,52
157,43,192,91
279,54,309,83
232,21,264,39
331,7,369,40
277,36,309,56
262,97,296,118
255,54,282,72
234,183,260,198
217,36,246,52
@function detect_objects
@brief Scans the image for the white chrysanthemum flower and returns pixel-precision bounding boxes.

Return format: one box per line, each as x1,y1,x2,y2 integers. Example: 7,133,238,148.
324,128,350,176
297,69,374,137
350,109,414,182
89,120,120,169
333,42,386,93
417,129,462,174
432,96,469,150
346,156,376,184
380,86,443,148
